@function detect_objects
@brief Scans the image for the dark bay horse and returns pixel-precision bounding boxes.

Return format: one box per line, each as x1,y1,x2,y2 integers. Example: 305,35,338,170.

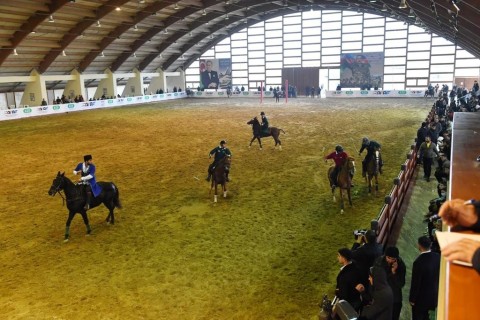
210,156,231,203
247,117,285,150
365,151,381,195
327,157,355,213
48,172,122,241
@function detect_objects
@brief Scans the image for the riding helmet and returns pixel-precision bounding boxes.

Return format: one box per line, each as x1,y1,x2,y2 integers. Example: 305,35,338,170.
260,111,265,115
362,137,370,144
220,140,227,145
84,154,92,162
335,145,343,152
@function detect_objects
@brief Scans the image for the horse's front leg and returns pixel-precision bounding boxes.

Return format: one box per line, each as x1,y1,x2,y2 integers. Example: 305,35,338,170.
214,182,218,203
64,211,75,241
223,182,227,198
257,137,262,150
249,136,256,147
374,175,379,193
339,189,345,214
80,210,92,235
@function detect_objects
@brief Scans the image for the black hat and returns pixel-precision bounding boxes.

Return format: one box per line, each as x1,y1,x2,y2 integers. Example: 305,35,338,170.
220,140,227,145
384,246,399,259
335,145,344,152
84,154,92,162
260,111,265,115
338,248,352,261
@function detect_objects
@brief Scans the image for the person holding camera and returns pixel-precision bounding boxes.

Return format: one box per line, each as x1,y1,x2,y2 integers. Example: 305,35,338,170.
373,247,406,320
439,199,480,274
351,230,383,287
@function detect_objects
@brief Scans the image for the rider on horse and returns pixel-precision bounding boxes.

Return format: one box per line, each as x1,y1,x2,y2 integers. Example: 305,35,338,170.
325,145,350,188
73,154,102,210
206,140,232,182
260,111,269,136
359,137,383,177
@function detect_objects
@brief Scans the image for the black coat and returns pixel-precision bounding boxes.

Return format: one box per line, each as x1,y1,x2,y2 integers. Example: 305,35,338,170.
352,242,383,285
374,256,406,303
409,251,440,310
360,267,393,320
336,262,362,310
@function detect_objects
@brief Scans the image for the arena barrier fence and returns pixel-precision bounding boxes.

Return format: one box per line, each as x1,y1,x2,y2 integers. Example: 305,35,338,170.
0,92,187,122
375,144,418,246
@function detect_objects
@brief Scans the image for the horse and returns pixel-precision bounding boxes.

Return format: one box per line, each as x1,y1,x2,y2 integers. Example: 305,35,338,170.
48,171,122,241
365,151,381,195
424,88,435,99
247,116,285,150
327,157,355,213
210,156,231,203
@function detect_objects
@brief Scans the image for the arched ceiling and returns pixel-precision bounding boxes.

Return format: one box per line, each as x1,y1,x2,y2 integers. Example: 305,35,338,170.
0,0,479,92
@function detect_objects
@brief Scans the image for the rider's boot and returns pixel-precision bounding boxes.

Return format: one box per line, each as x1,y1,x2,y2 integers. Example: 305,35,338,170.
225,170,230,182
84,191,92,210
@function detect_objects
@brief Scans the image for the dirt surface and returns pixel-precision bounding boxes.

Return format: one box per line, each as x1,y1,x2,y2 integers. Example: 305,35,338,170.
0,97,429,319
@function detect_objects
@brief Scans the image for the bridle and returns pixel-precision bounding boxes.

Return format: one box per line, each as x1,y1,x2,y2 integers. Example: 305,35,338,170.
50,176,66,206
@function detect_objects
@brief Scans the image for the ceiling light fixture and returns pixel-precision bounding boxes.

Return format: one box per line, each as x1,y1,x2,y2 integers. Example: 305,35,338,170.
139,0,145,3
164,28,168,34
62,50,66,56
31,30,36,34
134,24,138,30
48,15,54,22
101,51,105,57
96,20,101,27
225,14,229,20
116,7,121,11
174,3,179,10
399,0,407,9
408,9,415,17
13,49,18,56
451,0,460,11
133,52,136,58
381,4,388,12
202,9,207,15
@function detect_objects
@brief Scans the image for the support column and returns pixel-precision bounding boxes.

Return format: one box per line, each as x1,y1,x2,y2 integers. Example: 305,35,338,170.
121,68,144,97
64,69,87,101
20,69,47,107
94,69,117,99
147,69,165,94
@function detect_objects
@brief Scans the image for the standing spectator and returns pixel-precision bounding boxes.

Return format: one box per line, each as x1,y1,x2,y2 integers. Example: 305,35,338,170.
351,230,383,286
374,246,406,320
418,136,439,182
357,266,393,320
41,98,48,106
416,122,429,152
335,248,362,311
409,236,440,320
473,80,479,93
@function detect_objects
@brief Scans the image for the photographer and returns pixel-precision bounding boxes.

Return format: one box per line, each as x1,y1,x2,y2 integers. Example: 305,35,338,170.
374,247,406,320
351,230,383,286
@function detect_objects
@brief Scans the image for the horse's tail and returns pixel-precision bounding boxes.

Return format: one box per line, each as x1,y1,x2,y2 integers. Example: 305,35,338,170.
112,183,122,209
279,128,286,134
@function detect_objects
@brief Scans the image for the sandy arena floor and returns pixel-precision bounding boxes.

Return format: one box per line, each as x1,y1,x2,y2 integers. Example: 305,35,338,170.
0,97,430,319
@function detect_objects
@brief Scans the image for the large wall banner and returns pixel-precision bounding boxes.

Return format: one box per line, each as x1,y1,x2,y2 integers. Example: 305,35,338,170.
199,59,232,90
340,52,384,89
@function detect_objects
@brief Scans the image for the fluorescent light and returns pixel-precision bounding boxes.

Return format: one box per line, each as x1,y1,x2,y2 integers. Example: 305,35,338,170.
202,9,206,15
96,20,101,27
13,49,18,56
48,15,54,22
134,24,138,31
101,51,105,57
62,50,66,56
399,0,407,9
174,3,179,10
115,7,121,11
408,9,415,17
381,5,388,12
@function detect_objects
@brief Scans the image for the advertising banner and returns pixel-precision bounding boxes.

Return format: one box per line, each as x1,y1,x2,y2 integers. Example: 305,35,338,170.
326,90,424,98
0,92,186,122
199,58,232,90
340,52,384,89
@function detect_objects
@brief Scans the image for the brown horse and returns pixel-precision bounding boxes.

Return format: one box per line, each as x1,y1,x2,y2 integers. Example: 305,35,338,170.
365,151,381,195
247,117,285,150
327,157,355,213
210,156,231,202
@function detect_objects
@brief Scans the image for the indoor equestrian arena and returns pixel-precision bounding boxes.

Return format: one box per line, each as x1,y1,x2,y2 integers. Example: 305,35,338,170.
0,97,427,319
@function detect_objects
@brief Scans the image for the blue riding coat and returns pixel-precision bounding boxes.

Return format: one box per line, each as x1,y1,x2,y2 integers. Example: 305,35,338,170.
74,162,102,197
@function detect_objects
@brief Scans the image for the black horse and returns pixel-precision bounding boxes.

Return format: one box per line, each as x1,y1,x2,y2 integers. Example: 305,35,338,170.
48,171,122,241
210,156,231,203
247,116,285,150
